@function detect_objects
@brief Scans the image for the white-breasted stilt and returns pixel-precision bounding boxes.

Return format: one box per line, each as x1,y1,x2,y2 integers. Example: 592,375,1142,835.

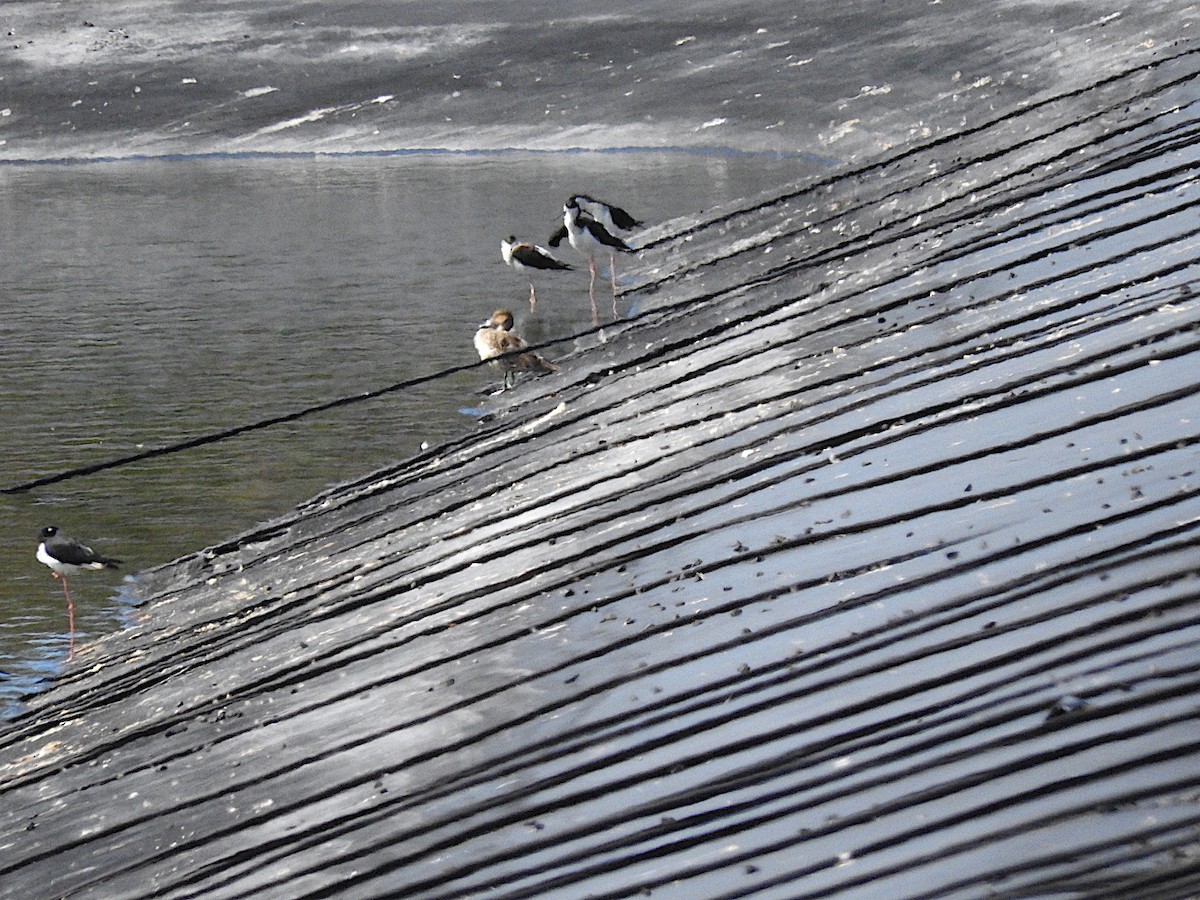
36,525,120,659
557,198,634,322
501,236,572,311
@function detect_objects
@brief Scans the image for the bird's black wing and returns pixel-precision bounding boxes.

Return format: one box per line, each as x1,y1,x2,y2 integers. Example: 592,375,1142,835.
52,537,120,568
609,204,642,230
587,218,634,252
513,243,572,271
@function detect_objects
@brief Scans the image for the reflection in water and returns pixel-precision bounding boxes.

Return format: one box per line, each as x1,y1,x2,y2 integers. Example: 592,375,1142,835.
0,150,820,711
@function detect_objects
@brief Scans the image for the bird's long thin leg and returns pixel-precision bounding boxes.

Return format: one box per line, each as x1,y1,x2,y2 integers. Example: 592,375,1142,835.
588,256,599,324
528,280,537,312
609,251,619,295
59,575,75,660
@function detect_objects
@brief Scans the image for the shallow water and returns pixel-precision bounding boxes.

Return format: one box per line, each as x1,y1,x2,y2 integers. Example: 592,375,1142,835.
0,149,821,712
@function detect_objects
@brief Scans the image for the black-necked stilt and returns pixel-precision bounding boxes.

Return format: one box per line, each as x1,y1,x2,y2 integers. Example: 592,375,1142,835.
474,308,559,390
36,525,120,659
501,236,572,311
558,198,635,322
569,194,642,234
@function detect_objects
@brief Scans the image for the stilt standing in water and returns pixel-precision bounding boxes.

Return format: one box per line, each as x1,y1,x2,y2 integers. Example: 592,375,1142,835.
473,308,559,390
36,525,121,660
501,236,572,311
555,198,634,322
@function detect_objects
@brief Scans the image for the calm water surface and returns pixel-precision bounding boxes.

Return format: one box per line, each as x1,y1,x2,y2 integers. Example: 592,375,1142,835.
0,150,818,712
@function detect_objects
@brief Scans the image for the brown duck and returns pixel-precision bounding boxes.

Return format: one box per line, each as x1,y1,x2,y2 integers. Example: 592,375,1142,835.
473,309,559,390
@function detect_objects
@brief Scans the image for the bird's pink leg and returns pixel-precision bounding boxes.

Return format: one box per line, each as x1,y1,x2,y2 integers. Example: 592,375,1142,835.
59,575,75,660
588,256,599,324
528,280,537,311
609,252,619,295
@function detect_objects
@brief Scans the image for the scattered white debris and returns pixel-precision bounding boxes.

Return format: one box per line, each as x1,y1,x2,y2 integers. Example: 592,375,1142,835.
822,119,860,144
700,117,727,129
240,86,279,99
253,108,335,135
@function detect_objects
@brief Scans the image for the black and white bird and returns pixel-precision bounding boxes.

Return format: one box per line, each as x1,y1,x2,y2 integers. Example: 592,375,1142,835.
501,235,572,311
36,525,120,659
554,197,635,322
473,308,558,390
569,194,642,235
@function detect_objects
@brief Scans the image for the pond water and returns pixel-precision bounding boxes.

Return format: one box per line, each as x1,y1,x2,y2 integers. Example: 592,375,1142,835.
0,149,822,713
